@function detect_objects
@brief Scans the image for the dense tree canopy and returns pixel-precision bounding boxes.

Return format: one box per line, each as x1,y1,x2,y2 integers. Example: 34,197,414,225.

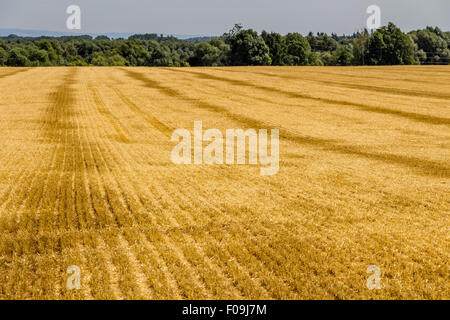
307,32,338,52
0,23,447,67
188,39,229,66
409,26,450,64
284,33,311,65
226,28,271,66
365,23,415,65
261,31,285,65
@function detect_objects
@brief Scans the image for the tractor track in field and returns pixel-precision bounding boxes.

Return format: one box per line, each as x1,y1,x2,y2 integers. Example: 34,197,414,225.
88,84,132,143
123,68,450,178
97,76,271,298
166,68,450,126
212,67,450,100
109,85,174,138
0,68,31,80
0,66,448,299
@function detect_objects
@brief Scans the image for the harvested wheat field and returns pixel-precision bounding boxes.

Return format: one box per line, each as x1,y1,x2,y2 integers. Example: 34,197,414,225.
0,66,448,300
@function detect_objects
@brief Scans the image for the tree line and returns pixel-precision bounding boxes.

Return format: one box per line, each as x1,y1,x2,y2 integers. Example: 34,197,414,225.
0,23,449,67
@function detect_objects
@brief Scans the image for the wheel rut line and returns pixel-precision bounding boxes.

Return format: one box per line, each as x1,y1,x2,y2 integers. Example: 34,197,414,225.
122,68,450,178
79,87,138,298
0,69,75,221
83,82,163,298
159,176,275,298
0,70,64,222
213,67,450,101
77,101,125,299
101,87,256,297
165,174,318,298
72,102,124,299
166,68,450,126
88,84,132,143
83,88,185,297
89,84,210,298
52,68,95,299
0,68,32,80
90,75,228,298
109,85,173,138
219,66,450,87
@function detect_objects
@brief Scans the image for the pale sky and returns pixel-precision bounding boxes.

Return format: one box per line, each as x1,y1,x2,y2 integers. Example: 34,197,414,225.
0,0,449,35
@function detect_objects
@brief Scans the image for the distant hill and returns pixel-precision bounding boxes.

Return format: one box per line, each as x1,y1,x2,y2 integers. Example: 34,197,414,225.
184,36,216,43
0,28,216,41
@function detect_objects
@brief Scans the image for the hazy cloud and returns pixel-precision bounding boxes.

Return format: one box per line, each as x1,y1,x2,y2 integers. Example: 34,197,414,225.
0,0,449,35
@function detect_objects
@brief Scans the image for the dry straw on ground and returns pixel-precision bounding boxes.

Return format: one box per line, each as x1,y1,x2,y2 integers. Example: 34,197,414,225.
0,66,448,299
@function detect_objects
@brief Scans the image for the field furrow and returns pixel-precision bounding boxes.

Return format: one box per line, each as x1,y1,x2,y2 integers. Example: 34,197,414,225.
0,66,448,300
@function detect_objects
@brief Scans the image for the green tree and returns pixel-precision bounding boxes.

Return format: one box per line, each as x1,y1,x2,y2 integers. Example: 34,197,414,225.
318,51,333,65
151,45,173,66
95,35,110,41
6,48,30,66
91,51,126,66
210,38,230,65
129,33,159,41
0,24,446,67
284,33,310,65
366,22,415,65
0,46,8,66
352,30,370,65
67,56,88,66
189,40,228,66
410,26,450,64
227,28,271,66
116,40,150,66
76,41,100,59
261,31,286,65
28,47,50,66
36,39,63,65
307,33,338,52
223,24,243,42
307,51,323,66
332,46,353,66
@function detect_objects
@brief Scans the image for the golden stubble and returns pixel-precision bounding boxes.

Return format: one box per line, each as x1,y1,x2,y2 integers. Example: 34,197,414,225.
0,66,448,300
